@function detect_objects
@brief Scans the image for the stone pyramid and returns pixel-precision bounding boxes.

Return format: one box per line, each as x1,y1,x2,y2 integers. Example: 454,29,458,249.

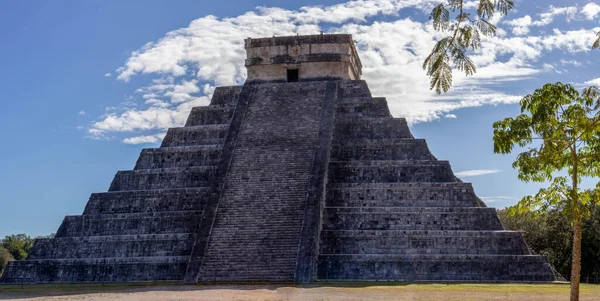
0,34,562,283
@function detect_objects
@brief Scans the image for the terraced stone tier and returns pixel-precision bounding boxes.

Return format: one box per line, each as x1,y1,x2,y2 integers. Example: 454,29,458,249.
335,97,391,118
134,145,223,169
83,188,209,215
108,167,215,191
331,139,436,161
328,160,456,183
55,211,202,237
184,105,236,126
337,80,372,98
317,254,558,282
326,183,481,207
0,257,189,283
28,234,195,259
161,124,228,147
319,230,530,255
334,118,413,140
322,207,504,231
208,86,243,106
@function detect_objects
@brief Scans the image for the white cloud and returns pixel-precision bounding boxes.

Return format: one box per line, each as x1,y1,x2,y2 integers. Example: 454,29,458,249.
560,59,582,66
90,0,600,142
455,169,501,177
505,16,532,36
78,111,86,115
504,6,577,36
479,196,517,207
123,133,166,145
104,73,112,77
581,3,600,20
585,78,600,86
444,114,457,119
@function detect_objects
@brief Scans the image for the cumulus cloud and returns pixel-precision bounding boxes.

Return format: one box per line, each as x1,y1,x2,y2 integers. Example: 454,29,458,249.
504,5,578,36
455,169,501,177
78,111,86,115
444,114,457,119
581,3,600,20
479,196,517,207
585,78,600,86
104,73,112,77
88,0,600,142
123,133,166,145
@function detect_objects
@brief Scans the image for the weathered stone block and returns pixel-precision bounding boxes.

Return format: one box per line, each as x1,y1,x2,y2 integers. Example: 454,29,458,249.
135,146,223,169
160,125,228,147
83,188,208,214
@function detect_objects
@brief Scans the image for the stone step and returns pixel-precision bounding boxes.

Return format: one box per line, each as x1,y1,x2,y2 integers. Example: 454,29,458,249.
319,230,530,255
317,254,559,282
328,160,456,183
134,145,223,169
27,233,195,259
0,256,188,283
208,85,243,106
327,198,478,208
108,166,215,191
335,97,391,118
185,105,236,126
83,188,209,215
161,124,228,147
334,117,413,140
322,207,503,231
326,182,483,207
55,211,202,237
337,80,372,98
331,139,436,161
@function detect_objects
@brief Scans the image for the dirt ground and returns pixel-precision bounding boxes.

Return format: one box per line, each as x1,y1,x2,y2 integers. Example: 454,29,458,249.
1,283,599,301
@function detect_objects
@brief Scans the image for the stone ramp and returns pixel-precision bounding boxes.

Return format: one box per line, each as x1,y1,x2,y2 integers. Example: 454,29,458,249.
0,87,242,283
192,81,337,282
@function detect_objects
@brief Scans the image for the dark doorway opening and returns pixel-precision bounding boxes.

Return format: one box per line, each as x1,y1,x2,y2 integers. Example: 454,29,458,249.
287,69,299,82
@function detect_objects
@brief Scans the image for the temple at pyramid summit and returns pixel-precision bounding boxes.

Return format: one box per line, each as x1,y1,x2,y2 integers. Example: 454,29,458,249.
1,34,563,283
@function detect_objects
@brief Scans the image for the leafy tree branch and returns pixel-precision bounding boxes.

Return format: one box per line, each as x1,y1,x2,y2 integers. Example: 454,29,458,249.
424,0,514,94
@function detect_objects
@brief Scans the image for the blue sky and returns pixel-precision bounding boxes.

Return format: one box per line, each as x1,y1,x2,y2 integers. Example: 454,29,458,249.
1,0,599,238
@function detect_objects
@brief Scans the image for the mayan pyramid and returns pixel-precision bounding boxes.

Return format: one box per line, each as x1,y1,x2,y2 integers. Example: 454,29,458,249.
0,34,561,283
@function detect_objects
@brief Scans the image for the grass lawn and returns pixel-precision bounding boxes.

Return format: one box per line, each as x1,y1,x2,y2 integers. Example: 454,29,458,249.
1,282,599,300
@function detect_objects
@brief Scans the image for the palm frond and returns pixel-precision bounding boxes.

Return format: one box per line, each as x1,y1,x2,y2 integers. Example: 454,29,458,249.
476,19,497,36
477,0,494,19
430,4,450,31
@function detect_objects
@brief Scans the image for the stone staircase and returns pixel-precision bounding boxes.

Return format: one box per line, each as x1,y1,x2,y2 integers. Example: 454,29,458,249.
194,81,336,282
316,81,560,282
0,86,242,283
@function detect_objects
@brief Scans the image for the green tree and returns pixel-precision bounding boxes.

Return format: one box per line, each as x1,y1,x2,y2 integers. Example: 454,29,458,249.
0,246,14,276
493,83,600,301
424,0,514,94
2,234,34,261
498,206,600,283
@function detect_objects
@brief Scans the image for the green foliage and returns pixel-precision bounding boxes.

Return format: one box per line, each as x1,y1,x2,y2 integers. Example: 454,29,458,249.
1,234,35,261
498,206,600,283
493,83,600,220
424,0,514,94
0,245,14,276
493,82,600,300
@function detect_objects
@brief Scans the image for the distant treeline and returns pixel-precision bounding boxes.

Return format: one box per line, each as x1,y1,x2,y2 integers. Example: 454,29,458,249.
498,206,600,283
0,233,54,276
